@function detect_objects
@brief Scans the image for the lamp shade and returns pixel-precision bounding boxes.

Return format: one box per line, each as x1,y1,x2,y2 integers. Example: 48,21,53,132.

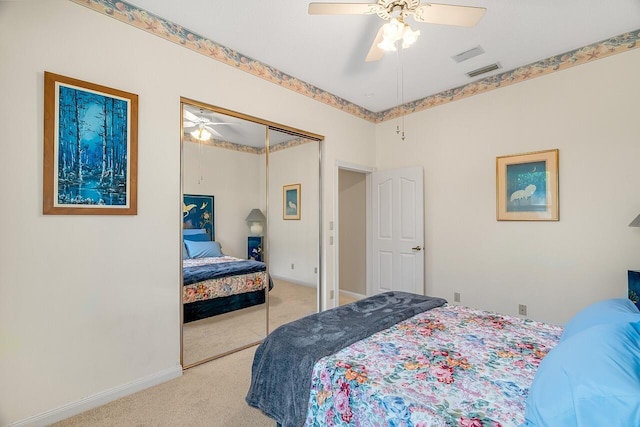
245,209,266,236
630,213,640,227
245,209,266,223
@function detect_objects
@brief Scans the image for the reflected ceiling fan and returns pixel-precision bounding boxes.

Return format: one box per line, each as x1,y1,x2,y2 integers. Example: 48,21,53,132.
183,108,238,141
308,0,486,61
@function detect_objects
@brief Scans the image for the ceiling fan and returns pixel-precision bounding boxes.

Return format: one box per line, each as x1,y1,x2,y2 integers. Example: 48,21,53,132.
308,0,486,61
183,108,238,141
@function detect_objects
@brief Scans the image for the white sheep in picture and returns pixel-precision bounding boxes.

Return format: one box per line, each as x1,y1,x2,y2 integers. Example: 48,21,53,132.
510,184,536,204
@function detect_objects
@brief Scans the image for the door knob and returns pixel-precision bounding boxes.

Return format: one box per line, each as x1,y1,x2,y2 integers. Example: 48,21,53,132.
412,245,422,251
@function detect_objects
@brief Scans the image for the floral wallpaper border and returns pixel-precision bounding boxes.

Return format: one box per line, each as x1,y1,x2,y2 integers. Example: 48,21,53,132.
70,0,639,123
185,134,312,154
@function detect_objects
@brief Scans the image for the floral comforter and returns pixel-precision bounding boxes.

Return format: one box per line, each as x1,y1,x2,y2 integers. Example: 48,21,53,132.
304,304,562,427
182,256,267,303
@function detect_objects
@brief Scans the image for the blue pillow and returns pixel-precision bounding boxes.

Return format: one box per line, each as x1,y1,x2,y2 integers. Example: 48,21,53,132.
560,298,640,342
183,229,210,242
523,320,640,427
183,228,206,235
184,240,223,258
183,233,210,242
182,243,189,260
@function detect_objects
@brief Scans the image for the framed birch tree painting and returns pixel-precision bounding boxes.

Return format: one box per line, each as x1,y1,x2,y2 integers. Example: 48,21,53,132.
43,72,138,215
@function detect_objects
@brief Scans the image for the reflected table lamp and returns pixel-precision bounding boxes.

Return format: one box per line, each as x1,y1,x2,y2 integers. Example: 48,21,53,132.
246,208,266,236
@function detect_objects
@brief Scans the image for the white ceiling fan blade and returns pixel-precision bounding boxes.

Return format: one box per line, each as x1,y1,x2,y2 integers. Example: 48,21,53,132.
183,109,199,122
413,3,486,27
365,25,385,62
203,125,223,138
183,121,197,128
308,3,382,15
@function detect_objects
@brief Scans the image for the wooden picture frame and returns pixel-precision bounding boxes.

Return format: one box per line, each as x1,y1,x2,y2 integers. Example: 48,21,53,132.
496,149,559,221
43,71,138,215
283,183,301,220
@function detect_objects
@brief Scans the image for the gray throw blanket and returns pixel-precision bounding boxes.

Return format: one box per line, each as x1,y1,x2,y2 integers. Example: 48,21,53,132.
245,291,447,427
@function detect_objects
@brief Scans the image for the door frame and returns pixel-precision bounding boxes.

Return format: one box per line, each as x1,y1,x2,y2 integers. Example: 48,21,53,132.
333,161,375,309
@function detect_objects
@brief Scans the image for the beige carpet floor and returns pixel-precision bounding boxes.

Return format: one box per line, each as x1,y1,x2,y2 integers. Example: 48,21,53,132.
183,279,319,366
54,281,360,426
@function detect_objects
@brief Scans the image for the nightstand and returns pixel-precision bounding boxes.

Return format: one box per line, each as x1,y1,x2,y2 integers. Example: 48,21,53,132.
248,236,263,261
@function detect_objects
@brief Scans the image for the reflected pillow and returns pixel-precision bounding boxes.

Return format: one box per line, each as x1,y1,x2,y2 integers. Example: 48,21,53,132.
184,240,223,258
183,233,210,242
560,298,640,343
183,229,210,242
523,320,640,427
182,243,189,260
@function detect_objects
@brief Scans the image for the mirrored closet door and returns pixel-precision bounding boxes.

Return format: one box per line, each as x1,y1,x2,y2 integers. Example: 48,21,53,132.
180,98,323,368
181,99,269,368
266,128,320,331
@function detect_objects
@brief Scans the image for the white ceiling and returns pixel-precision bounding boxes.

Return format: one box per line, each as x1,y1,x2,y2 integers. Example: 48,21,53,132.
129,0,640,113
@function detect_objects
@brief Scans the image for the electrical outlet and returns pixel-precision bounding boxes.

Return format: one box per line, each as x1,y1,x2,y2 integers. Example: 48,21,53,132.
329,221,334,231
519,304,527,316
329,236,334,245
314,267,318,274
330,290,334,299
454,292,461,303
291,263,294,269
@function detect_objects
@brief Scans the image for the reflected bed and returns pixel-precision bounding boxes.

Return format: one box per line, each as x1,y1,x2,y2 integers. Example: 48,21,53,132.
182,255,272,323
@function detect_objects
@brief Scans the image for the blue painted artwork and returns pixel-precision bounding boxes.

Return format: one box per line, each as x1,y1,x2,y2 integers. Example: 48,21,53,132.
285,189,298,216
56,84,130,206
506,161,547,212
629,271,640,310
248,236,263,261
183,194,214,240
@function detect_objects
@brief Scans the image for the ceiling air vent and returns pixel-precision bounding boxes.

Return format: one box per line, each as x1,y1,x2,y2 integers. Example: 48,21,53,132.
466,63,501,78
451,46,485,63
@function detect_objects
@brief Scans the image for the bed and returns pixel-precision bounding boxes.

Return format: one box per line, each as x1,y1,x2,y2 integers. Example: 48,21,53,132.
247,292,640,427
182,228,273,323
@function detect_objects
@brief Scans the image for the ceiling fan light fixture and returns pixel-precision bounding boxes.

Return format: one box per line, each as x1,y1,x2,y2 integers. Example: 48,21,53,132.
378,18,420,52
401,26,420,48
382,18,403,39
190,127,212,141
378,37,398,52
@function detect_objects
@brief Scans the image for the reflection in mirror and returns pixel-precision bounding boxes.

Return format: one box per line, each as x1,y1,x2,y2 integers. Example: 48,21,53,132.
181,100,269,368
266,128,320,332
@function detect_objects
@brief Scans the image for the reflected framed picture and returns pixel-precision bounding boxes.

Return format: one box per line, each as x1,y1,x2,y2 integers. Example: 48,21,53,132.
43,72,138,215
496,149,559,221
183,194,215,240
283,183,301,220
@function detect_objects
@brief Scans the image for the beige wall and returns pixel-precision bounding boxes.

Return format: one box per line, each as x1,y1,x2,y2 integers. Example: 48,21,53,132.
183,141,264,259
0,1,375,424
375,48,640,325
268,141,320,286
339,169,367,295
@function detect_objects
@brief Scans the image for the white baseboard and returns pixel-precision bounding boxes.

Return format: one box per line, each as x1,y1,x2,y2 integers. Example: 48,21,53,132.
339,289,366,300
8,365,182,427
270,274,316,288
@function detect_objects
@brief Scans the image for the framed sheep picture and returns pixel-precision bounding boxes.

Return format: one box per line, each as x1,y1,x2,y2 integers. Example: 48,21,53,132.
496,149,559,221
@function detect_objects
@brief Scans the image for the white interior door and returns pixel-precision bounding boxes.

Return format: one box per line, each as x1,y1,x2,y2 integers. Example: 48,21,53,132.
371,166,424,295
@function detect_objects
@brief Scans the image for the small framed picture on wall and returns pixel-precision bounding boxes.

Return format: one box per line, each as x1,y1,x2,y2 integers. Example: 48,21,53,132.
496,149,559,221
283,183,301,220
